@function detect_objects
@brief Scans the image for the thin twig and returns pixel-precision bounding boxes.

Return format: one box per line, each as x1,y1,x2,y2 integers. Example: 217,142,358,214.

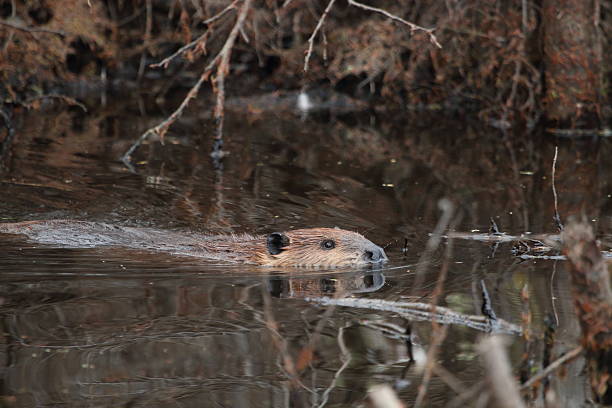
0,19,66,37
552,146,563,231
478,335,526,408
211,0,253,164
137,0,153,81
22,94,88,112
446,381,487,408
122,0,252,168
520,346,583,390
306,297,522,335
121,69,212,166
415,210,459,407
150,0,239,69
303,0,337,72
347,0,442,48
411,198,454,296
414,326,448,407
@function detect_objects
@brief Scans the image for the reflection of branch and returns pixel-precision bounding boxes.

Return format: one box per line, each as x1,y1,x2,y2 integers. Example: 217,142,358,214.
306,297,522,334
122,0,252,167
411,198,454,296
347,0,442,48
317,326,351,408
22,94,88,112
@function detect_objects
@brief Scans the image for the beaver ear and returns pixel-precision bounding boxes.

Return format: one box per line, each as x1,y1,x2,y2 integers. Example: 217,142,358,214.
267,232,290,255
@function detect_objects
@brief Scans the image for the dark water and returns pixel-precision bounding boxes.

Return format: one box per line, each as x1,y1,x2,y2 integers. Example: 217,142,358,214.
0,94,610,407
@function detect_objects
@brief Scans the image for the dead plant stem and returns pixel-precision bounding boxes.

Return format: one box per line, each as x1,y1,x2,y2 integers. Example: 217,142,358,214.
122,0,252,167
552,146,563,230
520,346,583,390
347,0,441,48
303,0,337,72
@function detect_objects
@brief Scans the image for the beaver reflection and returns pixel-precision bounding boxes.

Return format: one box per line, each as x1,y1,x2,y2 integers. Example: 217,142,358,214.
267,271,385,298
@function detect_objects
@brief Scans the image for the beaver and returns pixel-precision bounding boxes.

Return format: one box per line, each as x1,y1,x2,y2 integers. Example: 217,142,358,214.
0,220,387,267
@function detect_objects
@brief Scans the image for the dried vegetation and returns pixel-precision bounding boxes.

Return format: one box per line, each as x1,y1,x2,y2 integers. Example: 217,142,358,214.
0,0,610,125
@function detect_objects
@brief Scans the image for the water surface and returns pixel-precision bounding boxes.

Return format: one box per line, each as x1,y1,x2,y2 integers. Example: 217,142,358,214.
0,94,609,406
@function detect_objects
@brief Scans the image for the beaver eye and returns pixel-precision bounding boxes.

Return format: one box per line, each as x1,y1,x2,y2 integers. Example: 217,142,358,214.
321,239,336,250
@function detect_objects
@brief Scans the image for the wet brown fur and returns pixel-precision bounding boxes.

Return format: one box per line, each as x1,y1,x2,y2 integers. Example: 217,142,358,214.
0,221,387,267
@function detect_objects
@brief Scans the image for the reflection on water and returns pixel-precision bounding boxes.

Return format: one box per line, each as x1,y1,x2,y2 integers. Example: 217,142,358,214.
0,96,608,406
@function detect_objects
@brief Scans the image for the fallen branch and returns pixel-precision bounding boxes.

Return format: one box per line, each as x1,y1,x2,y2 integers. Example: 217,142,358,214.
305,297,522,335
211,0,253,161
22,94,88,112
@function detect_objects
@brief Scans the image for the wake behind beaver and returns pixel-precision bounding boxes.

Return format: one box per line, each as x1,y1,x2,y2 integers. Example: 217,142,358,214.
0,220,388,267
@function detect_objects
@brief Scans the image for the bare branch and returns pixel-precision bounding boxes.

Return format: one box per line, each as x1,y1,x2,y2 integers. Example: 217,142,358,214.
0,19,66,37
347,0,442,48
520,346,583,390
150,0,240,69
22,94,88,112
123,0,252,167
303,0,338,72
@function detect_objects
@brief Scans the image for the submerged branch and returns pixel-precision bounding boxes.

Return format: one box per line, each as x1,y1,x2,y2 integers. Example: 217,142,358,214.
305,297,521,335
0,19,66,37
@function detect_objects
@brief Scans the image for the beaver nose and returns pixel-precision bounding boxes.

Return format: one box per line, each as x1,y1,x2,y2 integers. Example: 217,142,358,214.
365,247,387,263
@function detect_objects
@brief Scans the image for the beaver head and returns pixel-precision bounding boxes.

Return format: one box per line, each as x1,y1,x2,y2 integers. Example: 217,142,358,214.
261,228,387,267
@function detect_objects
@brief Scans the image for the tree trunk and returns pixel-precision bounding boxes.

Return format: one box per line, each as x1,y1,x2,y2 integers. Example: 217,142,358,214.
541,0,602,127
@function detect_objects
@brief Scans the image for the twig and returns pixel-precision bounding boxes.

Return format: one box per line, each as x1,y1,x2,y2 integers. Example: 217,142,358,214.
22,94,88,112
122,0,252,168
303,0,337,72
411,198,454,296
520,346,583,390
306,297,522,335
0,19,66,37
414,326,448,407
552,146,563,231
137,0,153,81
478,335,526,408
150,0,239,69
347,0,442,48
260,281,298,383
121,69,212,166
414,211,459,407
211,0,253,164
